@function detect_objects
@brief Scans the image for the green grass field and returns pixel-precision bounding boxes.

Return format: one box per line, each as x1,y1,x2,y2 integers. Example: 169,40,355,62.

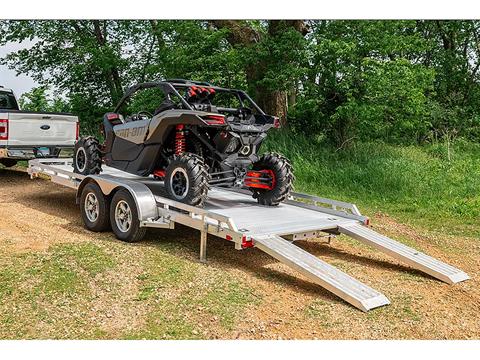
263,131,480,238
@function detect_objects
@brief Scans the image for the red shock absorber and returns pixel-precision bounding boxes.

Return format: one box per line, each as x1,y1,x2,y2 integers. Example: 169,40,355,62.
175,124,186,155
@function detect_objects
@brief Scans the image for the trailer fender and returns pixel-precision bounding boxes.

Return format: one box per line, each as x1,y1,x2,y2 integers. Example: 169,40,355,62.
76,175,158,222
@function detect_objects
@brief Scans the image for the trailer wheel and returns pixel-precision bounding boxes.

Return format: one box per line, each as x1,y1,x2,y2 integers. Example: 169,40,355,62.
110,189,146,242
73,136,102,175
80,182,110,232
251,152,294,206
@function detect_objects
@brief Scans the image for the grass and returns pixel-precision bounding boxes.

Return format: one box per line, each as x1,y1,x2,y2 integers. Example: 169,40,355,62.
263,131,480,238
126,244,259,339
0,243,116,339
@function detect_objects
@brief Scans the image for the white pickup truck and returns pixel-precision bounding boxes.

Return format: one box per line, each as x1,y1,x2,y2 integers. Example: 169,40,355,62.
0,86,79,167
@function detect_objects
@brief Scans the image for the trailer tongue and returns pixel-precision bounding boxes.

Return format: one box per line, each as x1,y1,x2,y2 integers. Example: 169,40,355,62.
28,158,469,312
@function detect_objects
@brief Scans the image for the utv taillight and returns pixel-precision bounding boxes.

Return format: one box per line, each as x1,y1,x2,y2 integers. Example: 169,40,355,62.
107,113,119,121
0,119,8,140
76,121,80,140
273,116,281,128
202,114,226,125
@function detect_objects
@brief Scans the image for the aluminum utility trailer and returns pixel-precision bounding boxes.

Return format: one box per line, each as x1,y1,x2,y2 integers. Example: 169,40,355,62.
28,158,469,312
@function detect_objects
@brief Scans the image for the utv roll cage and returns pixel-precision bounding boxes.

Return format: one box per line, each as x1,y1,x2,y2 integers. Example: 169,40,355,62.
113,79,265,115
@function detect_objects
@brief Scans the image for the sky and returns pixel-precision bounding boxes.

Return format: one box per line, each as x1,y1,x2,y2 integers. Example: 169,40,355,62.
0,41,38,97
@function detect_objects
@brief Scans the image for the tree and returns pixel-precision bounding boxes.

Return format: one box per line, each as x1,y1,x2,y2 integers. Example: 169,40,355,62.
18,86,70,113
0,20,144,131
2,20,480,145
210,20,309,125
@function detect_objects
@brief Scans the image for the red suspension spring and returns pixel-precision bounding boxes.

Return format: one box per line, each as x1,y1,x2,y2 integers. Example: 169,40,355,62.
175,124,186,155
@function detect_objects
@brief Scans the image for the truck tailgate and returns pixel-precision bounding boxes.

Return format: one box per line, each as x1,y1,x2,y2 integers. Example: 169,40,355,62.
7,112,78,146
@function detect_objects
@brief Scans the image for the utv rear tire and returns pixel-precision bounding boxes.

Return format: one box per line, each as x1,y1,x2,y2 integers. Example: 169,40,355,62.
0,159,17,168
110,189,146,243
80,182,110,232
165,153,210,207
73,137,102,175
251,153,294,206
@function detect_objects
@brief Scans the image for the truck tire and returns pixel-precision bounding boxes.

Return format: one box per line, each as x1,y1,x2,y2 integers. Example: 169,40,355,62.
251,152,294,206
164,153,210,207
0,159,17,168
110,188,146,242
73,137,102,175
80,182,111,232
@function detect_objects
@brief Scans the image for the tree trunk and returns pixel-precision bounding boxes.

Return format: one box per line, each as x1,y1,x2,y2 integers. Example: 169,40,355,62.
149,20,165,49
92,20,123,105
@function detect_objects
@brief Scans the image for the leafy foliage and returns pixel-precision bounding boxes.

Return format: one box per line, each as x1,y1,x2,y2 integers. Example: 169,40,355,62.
18,86,70,113
2,20,480,145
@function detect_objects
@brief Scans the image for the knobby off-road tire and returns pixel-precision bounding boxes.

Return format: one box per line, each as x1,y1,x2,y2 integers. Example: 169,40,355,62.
80,182,111,232
73,137,102,175
165,153,210,207
110,189,146,243
251,152,294,206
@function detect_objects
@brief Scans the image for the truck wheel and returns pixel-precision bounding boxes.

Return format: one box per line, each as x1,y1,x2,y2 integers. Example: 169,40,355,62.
164,153,210,207
80,182,110,232
251,153,294,206
0,159,17,168
73,137,102,175
110,189,146,242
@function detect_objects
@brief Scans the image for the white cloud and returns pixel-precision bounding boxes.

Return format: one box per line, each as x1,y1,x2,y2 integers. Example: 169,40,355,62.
0,40,39,97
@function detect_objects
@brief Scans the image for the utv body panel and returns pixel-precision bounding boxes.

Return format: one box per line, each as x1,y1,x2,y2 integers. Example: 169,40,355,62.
103,109,219,177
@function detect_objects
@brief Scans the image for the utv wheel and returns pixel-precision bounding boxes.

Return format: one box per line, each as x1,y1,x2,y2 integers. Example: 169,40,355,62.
0,159,17,168
80,182,110,232
110,189,146,242
251,152,294,206
165,153,210,207
73,137,102,175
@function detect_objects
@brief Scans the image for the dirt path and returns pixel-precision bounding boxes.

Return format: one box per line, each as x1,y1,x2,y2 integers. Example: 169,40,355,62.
0,166,479,339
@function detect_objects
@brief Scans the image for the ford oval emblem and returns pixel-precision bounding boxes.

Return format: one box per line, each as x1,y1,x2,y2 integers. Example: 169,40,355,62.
40,125,50,130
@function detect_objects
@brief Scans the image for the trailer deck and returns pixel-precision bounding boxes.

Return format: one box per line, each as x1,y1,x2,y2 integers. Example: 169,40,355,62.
28,158,469,312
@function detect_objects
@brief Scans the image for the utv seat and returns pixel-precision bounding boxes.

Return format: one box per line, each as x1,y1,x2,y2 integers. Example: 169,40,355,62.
154,99,177,116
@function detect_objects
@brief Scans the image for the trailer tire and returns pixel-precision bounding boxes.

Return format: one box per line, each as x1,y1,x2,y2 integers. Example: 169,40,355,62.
73,137,102,175
251,152,294,206
0,159,17,168
110,189,146,243
80,182,110,232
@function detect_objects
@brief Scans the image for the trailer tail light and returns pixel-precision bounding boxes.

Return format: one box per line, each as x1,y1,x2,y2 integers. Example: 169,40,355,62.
273,116,281,128
0,119,8,140
241,235,254,249
76,121,80,141
202,114,226,125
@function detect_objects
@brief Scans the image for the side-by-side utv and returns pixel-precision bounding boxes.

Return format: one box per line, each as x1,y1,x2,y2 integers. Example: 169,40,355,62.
73,79,294,207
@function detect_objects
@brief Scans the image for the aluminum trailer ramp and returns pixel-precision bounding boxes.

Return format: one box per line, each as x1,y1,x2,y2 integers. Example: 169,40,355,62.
338,224,469,284
253,235,390,311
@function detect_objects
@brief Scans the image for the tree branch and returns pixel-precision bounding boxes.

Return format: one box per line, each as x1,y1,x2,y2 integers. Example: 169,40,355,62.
209,20,261,45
